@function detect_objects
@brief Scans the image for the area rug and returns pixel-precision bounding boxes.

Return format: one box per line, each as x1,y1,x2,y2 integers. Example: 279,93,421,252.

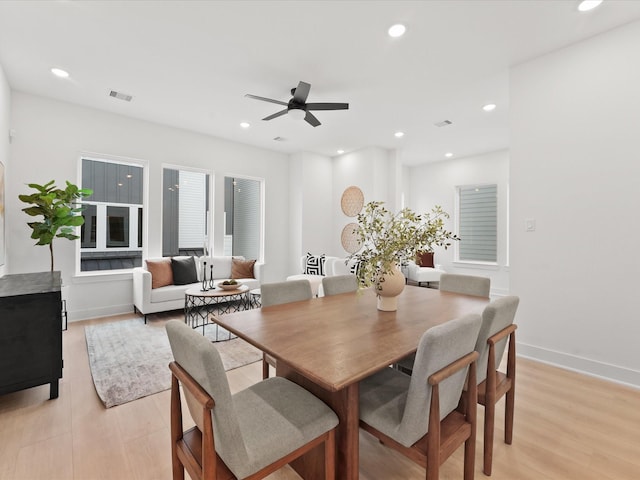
85,318,262,408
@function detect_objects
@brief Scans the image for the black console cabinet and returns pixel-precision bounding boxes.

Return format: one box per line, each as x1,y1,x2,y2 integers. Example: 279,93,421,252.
0,271,63,399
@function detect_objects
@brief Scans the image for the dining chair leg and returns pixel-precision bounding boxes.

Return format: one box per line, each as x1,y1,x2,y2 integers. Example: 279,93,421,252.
483,400,495,476
262,354,269,379
324,429,336,480
505,388,515,445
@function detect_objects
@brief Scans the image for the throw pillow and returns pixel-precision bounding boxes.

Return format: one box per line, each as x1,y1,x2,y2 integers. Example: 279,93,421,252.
416,251,435,268
231,258,256,279
349,260,361,277
304,253,326,275
146,258,173,289
171,256,198,285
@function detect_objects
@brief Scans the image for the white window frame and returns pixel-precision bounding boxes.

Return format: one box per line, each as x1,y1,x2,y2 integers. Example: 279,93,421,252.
454,183,498,266
223,173,265,262
161,164,213,257
76,153,148,276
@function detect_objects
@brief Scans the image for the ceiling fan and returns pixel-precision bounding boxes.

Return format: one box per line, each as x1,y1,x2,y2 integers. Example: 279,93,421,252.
245,81,349,127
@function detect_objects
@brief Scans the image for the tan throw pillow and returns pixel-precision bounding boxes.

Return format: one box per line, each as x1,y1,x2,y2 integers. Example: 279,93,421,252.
146,258,173,289
231,258,256,279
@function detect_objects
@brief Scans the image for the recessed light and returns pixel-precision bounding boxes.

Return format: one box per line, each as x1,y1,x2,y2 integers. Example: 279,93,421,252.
51,67,69,78
482,103,497,112
337,149,345,154
388,24,406,38
578,0,603,12
445,152,453,158
240,122,250,128
394,131,405,138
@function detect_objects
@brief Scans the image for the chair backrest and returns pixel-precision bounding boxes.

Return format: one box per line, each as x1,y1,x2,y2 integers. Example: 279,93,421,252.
322,274,359,296
165,320,250,469
397,313,482,446
261,279,313,307
439,273,491,297
474,295,520,383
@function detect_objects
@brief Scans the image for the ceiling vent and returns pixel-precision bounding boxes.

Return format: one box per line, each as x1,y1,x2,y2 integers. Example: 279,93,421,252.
434,120,453,127
109,90,133,102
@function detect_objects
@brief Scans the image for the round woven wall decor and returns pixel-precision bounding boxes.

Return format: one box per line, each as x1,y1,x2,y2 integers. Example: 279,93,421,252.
341,186,364,217
341,222,361,254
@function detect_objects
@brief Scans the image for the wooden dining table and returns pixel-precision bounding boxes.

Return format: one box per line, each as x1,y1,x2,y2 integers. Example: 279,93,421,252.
213,285,490,480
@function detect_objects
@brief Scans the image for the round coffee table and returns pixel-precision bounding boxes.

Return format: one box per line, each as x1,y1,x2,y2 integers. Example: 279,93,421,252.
184,284,250,341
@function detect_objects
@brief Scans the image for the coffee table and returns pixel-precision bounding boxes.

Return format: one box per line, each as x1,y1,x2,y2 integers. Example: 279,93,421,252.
184,284,251,341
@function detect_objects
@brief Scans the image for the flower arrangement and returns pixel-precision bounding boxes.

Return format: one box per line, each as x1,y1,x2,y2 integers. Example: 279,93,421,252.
348,201,458,289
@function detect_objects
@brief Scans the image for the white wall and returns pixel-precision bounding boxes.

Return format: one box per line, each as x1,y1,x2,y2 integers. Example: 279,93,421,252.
407,150,510,295
511,21,640,387
332,147,398,257
0,64,9,279
7,92,291,320
288,151,334,274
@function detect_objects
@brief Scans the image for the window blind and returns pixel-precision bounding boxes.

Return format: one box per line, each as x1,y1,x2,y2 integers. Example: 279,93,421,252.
458,185,497,262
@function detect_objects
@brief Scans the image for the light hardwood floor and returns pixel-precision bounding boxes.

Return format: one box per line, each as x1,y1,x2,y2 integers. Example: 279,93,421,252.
1,312,639,480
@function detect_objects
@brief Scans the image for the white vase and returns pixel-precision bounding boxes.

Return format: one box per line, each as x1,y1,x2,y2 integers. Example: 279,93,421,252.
376,265,405,311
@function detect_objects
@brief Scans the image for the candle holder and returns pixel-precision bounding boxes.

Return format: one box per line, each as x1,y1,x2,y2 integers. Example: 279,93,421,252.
209,265,215,290
201,261,208,292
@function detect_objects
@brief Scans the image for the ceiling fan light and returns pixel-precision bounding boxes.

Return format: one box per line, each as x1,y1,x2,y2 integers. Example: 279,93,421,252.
288,109,306,121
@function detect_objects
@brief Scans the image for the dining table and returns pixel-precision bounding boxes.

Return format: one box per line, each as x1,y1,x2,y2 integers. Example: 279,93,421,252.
212,285,490,480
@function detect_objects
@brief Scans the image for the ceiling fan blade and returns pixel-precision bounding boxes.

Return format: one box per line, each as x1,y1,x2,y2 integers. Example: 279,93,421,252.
262,109,289,121
305,102,349,111
304,111,321,127
245,94,288,106
292,81,311,103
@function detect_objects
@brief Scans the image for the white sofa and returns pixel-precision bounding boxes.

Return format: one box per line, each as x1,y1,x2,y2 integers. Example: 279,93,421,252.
133,256,263,321
405,260,445,287
286,256,357,296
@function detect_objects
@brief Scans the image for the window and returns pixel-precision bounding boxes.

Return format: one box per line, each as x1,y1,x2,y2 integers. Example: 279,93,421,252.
456,184,497,263
224,176,262,260
80,157,145,272
162,167,210,257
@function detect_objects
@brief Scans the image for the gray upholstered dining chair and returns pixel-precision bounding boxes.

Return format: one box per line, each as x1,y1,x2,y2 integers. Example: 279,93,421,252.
321,274,359,296
439,273,491,297
259,279,313,378
396,273,491,375
359,313,483,480
166,320,338,480
472,295,519,475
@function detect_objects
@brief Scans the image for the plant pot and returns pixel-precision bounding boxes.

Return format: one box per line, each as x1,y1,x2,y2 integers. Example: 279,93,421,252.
376,265,405,311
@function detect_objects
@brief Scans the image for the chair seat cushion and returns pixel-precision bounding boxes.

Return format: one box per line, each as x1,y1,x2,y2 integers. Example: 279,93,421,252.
230,376,338,478
359,367,414,447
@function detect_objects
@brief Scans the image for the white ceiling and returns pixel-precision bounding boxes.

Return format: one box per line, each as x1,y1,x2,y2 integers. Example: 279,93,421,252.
1,1,640,166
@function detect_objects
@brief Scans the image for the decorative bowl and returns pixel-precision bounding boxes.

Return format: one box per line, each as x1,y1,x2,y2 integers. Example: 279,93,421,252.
218,281,242,290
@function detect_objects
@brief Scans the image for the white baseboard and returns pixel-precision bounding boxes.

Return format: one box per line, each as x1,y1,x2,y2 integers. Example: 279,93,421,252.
68,303,134,322
517,342,640,390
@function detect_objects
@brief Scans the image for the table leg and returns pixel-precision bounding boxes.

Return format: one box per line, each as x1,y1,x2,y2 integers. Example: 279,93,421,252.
276,362,359,480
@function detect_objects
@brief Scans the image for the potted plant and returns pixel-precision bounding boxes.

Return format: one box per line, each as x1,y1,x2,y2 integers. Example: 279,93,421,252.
348,201,458,310
19,180,93,271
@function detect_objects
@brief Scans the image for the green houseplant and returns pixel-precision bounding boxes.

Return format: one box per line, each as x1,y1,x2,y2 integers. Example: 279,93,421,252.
348,201,458,309
19,180,93,271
